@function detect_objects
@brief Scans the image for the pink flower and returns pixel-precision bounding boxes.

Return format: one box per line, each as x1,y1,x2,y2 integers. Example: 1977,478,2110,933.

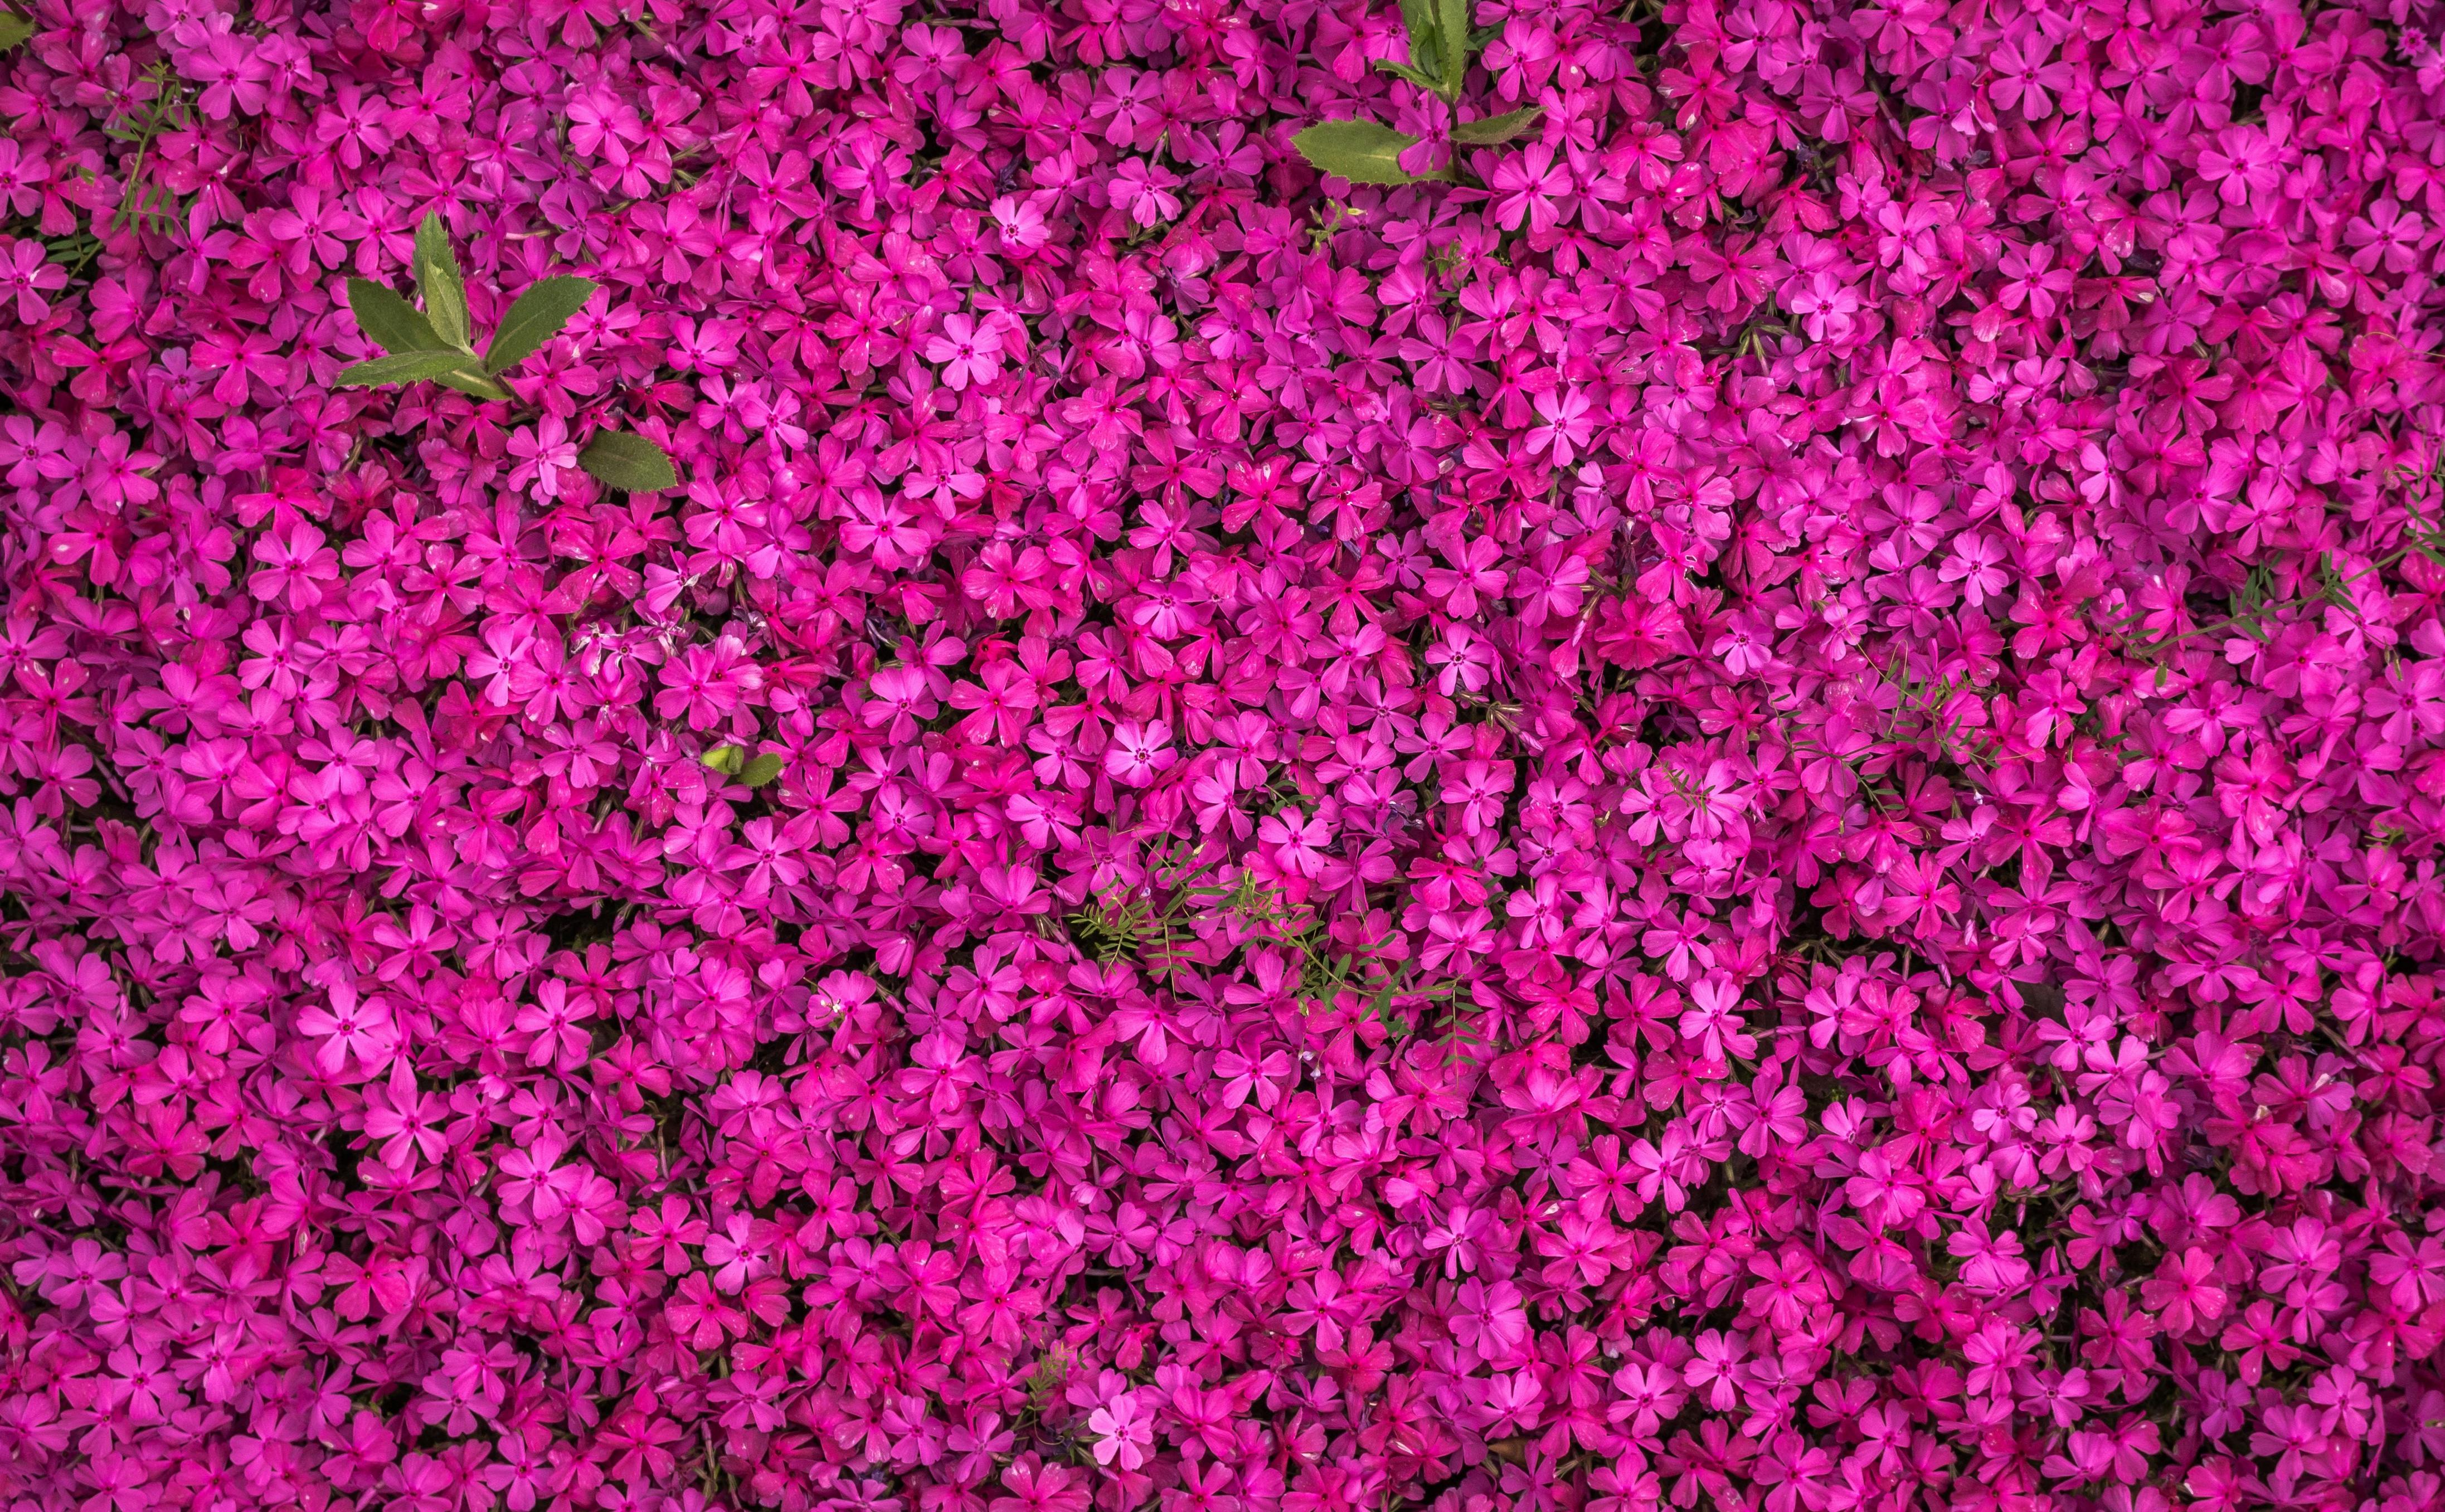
923,314,1005,390
1102,720,1175,786
2,0,2442,1504
1527,385,1594,468
0,237,66,322
293,982,395,1076
1085,1392,1153,1470
1488,143,1568,232
990,194,1052,256
507,415,582,500
1107,158,1182,227
1256,809,1328,877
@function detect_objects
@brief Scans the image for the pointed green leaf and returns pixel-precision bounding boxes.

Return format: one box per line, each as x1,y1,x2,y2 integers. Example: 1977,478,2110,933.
1437,0,1472,90
701,745,746,775
0,14,33,50
413,212,471,351
1397,0,1440,75
740,754,785,789
432,368,515,403
484,276,598,375
1451,105,1544,145
336,351,492,388
577,430,679,493
1292,120,1423,186
347,278,451,356
1370,59,1440,90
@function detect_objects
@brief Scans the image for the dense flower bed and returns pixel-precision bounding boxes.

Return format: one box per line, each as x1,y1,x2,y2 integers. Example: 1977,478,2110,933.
4,0,2445,1507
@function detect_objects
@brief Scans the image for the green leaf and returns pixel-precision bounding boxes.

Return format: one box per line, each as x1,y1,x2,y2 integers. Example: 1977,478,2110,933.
1437,0,1472,91
335,351,492,388
1370,58,1440,90
347,278,451,356
578,430,679,493
1397,0,1441,77
431,369,516,403
0,14,33,49
484,275,599,375
1451,105,1544,145
1292,120,1423,186
413,212,471,351
741,753,785,788
701,745,745,775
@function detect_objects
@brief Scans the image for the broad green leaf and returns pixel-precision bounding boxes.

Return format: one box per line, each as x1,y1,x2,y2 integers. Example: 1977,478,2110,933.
347,277,451,355
1452,105,1544,145
0,14,33,49
702,745,746,774
1436,0,1471,91
484,275,598,374
1292,120,1422,186
413,212,471,351
740,753,785,788
336,351,490,388
578,430,679,493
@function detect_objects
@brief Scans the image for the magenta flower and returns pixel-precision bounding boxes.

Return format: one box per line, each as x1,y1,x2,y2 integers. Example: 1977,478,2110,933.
1085,1391,1153,1470
1102,719,1175,787
0,1,2440,1509
506,415,582,500
1255,809,1328,877
1107,159,1182,227
0,237,66,322
923,314,1005,391
293,982,395,1076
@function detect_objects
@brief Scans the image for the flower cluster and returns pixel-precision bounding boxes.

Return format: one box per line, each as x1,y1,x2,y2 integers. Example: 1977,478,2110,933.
2,0,2444,1508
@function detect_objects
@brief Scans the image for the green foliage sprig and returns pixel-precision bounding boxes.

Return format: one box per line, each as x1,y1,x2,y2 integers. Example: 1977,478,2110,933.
103,64,192,240
1070,843,1483,1055
2107,450,2445,671
1292,0,1542,187
342,214,679,493
1881,648,1997,773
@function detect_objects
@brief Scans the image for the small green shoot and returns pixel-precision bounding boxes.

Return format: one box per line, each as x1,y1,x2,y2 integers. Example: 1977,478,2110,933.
340,212,679,493
1070,842,1474,1052
1881,648,1995,771
99,64,193,240
2109,453,2445,664
1024,1344,1076,1412
1295,0,1543,188
701,747,783,788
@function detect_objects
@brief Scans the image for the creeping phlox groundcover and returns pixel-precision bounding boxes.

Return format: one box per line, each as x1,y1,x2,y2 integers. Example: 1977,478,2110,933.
2,0,2445,1508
